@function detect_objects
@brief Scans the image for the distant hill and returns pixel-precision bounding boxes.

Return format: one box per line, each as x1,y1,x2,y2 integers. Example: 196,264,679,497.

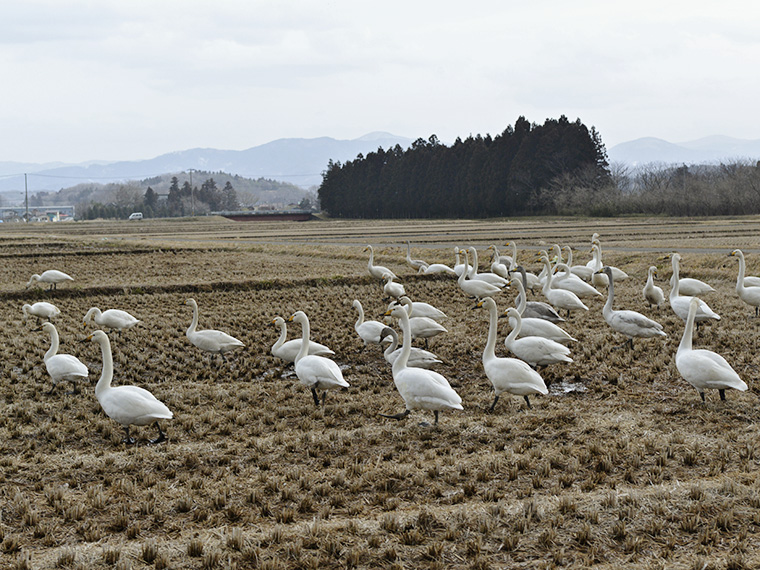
608,136,760,166
0,132,413,201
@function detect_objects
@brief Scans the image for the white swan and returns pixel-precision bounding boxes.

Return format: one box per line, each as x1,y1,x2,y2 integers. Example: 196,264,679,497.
598,266,666,349
26,270,73,290
730,249,760,317
380,304,462,425
477,297,547,410
380,326,442,369
511,266,564,323
668,255,720,324
185,298,245,360
83,307,140,334
510,278,576,344
457,248,503,299
487,245,510,277
22,302,60,324
87,330,172,443
289,311,349,406
669,253,714,296
589,239,629,281
540,256,589,317
405,241,427,270
364,245,397,281
453,247,466,277
393,296,447,321
643,266,665,309
38,322,88,394
382,273,405,300
352,299,390,349
271,316,334,363
551,263,602,299
504,307,573,368
394,297,447,348
467,247,508,287
419,262,457,276
501,241,519,268
676,298,747,402
563,246,594,282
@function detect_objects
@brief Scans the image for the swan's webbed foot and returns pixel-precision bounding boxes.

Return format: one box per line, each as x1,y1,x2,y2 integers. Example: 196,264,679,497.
122,427,137,445
149,422,167,444
380,409,410,421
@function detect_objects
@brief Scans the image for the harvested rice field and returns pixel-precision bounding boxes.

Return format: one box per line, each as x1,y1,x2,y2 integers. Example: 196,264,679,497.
3,215,760,570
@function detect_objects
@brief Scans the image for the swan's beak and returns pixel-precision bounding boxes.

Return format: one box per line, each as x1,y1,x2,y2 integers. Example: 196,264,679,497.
498,311,508,319
79,334,93,343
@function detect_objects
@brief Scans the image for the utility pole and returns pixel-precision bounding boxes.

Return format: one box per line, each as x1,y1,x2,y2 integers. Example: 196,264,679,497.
188,169,195,217
24,173,28,223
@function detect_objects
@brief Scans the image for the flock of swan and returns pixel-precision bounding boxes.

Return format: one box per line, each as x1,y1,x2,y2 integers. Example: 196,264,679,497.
274,238,754,426
23,234,756,441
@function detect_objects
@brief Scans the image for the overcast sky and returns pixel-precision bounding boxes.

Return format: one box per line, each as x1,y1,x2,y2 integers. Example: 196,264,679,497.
2,1,759,164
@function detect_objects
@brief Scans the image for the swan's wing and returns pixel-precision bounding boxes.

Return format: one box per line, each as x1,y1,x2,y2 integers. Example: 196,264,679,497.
189,329,244,351
295,355,349,389
677,350,747,391
99,386,173,425
610,310,665,334
395,368,462,410
46,354,88,380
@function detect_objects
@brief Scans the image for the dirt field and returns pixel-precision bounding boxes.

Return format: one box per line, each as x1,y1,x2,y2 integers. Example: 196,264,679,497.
2,215,760,570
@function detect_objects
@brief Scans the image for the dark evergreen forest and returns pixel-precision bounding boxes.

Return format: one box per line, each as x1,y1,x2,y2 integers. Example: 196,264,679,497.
318,116,610,218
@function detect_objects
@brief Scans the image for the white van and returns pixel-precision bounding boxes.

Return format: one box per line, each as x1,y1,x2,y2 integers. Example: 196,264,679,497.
128,212,143,220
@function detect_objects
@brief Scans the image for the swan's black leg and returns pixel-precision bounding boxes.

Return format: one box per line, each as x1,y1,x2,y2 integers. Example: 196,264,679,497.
47,383,57,395
122,427,136,445
433,411,439,425
149,422,167,444
311,386,321,407
489,395,499,412
321,391,327,406
380,409,410,421
524,395,532,409
700,392,706,402
719,389,726,401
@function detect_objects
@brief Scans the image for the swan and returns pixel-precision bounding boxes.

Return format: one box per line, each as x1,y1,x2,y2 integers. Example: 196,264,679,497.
563,246,594,282
382,273,405,300
551,263,602,299
589,240,629,281
511,266,563,323
26,270,73,290
289,311,349,406
86,330,172,443
22,302,60,324
392,296,447,321
676,298,747,402
467,247,508,286
38,322,88,395
185,298,245,360
380,304,462,425
477,297,547,410
352,299,390,349
364,245,397,281
643,266,665,309
540,256,589,317
453,247,466,277
668,256,720,324
380,327,442,369
419,262,457,276
510,278,576,344
404,241,427,271
597,266,666,349
500,241,519,268
457,248,503,299
83,307,140,334
488,247,510,279
504,307,573,368
393,297,447,348
730,249,760,317
669,253,714,296
271,316,334,363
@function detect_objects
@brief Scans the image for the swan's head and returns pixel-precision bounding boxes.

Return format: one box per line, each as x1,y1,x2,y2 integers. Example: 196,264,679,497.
384,305,407,320
185,298,198,308
272,316,285,327
505,307,520,320
39,322,56,335
397,296,412,306
289,311,308,325
731,249,742,259
649,266,658,276
475,297,496,311
25,274,41,289
352,299,361,311
22,304,31,319
83,330,109,345
379,326,397,343
363,245,372,252
595,266,613,277
382,273,394,282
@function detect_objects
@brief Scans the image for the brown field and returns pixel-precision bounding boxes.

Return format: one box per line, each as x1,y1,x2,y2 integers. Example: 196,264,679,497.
3,215,760,570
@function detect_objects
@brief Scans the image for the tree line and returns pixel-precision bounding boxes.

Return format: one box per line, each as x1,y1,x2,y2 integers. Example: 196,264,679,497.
317,116,611,218
79,177,239,220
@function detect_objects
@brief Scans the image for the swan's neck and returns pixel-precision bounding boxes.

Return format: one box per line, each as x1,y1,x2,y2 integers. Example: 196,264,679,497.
296,318,311,362
484,303,498,360
603,273,615,317
95,336,114,397
354,303,365,327
384,330,399,359
565,248,573,266
468,248,478,277
506,312,521,346
367,247,374,269
514,281,527,314
85,307,101,324
393,311,412,374
509,242,517,263
670,258,680,298
736,254,746,290
44,328,59,362
458,251,469,286
406,242,412,262
542,259,553,293
187,302,199,335
679,304,696,354
273,322,287,350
